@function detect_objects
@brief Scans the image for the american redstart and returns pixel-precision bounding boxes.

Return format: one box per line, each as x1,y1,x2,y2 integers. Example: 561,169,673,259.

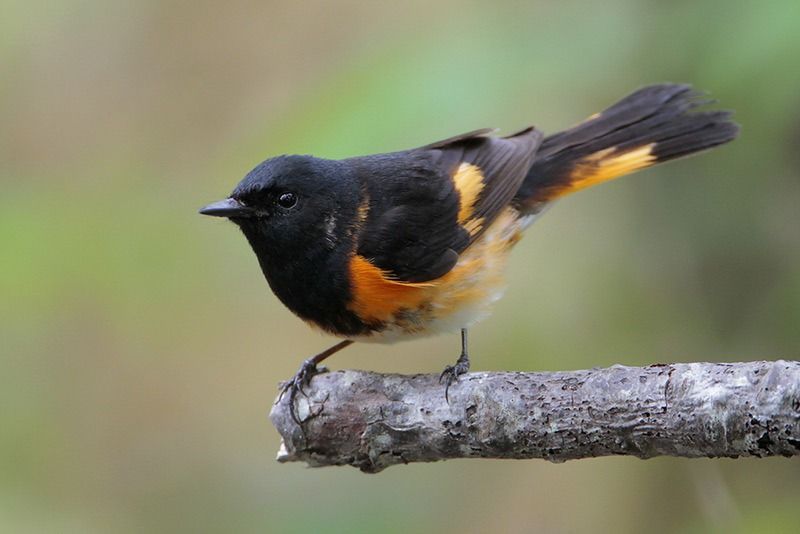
200,84,738,417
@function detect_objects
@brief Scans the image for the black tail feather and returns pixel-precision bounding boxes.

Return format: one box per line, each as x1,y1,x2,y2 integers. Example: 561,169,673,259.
514,84,739,212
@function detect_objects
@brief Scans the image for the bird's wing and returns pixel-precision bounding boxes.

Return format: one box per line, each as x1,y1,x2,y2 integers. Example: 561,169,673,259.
353,127,542,283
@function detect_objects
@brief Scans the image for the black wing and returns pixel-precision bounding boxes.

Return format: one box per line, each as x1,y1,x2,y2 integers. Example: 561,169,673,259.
351,127,542,283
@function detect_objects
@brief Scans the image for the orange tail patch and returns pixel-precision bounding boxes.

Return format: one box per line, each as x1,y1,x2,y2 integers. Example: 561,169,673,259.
543,143,656,201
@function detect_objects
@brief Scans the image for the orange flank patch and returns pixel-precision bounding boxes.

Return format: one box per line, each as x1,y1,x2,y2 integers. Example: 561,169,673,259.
347,208,526,341
452,163,485,225
551,143,657,199
347,255,432,324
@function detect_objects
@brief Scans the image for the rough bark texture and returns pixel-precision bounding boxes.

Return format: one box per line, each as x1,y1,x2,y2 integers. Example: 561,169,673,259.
269,361,800,473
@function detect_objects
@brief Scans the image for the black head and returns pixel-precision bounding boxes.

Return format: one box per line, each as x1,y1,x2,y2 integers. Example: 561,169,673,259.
200,155,360,263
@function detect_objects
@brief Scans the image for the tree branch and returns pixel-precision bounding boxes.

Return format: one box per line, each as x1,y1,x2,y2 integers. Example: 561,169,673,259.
269,361,800,473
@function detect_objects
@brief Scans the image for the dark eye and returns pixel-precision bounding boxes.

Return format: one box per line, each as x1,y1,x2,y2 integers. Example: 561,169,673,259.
277,192,297,209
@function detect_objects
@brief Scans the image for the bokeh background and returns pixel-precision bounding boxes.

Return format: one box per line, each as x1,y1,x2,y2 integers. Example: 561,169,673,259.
3,0,800,532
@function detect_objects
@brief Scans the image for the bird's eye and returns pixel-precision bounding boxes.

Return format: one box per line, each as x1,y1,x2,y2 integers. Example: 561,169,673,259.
277,192,297,209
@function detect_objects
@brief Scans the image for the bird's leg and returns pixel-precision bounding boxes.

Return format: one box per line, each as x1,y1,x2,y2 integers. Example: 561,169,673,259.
439,328,471,402
277,339,353,425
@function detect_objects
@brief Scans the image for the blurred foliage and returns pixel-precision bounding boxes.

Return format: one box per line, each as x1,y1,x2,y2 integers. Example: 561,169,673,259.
2,0,799,532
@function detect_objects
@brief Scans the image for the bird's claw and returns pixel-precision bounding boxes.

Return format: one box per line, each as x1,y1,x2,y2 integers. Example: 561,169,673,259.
277,359,326,425
439,355,469,403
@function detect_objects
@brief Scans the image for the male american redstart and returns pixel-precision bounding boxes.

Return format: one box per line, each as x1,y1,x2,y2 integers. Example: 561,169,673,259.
200,84,738,417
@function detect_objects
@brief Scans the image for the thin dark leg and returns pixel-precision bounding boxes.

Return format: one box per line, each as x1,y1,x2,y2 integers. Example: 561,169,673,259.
439,328,471,402
278,339,354,425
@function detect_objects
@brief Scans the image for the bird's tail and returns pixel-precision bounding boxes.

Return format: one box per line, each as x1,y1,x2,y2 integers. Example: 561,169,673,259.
513,84,739,214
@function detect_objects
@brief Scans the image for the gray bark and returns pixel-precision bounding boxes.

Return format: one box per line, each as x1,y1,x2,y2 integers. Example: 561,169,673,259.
269,361,800,473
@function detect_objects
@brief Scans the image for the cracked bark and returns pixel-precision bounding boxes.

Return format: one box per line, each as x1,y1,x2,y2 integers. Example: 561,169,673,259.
269,360,800,473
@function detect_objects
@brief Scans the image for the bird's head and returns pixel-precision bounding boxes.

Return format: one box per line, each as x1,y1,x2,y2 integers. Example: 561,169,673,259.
200,155,359,261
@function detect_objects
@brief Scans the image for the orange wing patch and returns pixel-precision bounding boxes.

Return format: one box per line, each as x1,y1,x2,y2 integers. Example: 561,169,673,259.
453,162,485,235
347,255,432,324
548,143,656,200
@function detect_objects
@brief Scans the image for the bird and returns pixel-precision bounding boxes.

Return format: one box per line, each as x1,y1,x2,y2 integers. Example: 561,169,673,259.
200,83,738,418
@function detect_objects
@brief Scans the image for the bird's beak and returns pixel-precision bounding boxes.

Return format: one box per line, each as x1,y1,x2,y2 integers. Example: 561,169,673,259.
198,198,254,218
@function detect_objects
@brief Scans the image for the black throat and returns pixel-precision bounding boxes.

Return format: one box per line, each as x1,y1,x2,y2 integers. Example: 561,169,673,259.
235,219,371,337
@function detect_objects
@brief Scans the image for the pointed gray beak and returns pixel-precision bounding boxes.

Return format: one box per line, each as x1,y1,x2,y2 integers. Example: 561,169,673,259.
198,198,254,218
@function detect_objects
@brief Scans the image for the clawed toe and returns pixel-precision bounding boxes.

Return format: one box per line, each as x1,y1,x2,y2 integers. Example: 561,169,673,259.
439,356,469,402
277,359,323,425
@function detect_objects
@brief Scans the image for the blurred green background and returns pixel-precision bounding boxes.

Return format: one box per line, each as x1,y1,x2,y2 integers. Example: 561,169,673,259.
3,0,799,532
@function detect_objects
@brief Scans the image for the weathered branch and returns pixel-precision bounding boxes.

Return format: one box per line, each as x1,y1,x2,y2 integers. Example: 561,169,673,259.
269,361,800,473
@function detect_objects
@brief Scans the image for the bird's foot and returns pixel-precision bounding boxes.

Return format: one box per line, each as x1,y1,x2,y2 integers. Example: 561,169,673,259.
439,352,470,403
277,359,327,425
